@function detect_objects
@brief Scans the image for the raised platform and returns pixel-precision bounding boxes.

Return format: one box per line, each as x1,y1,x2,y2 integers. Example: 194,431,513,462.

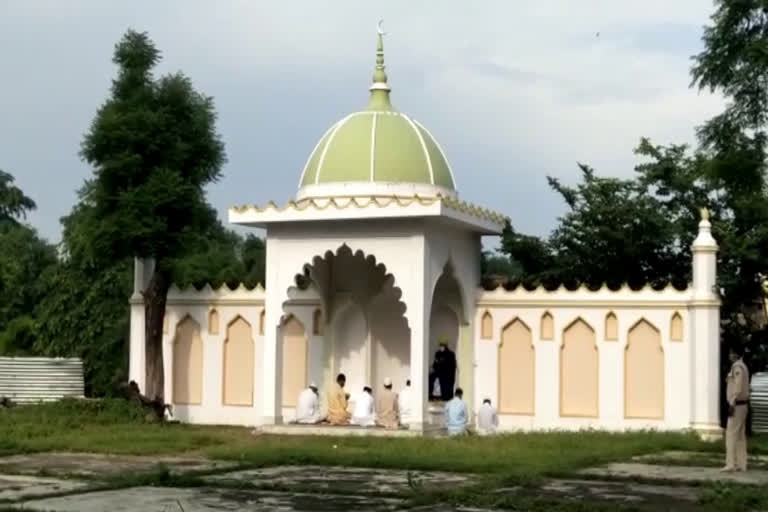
256,423,446,438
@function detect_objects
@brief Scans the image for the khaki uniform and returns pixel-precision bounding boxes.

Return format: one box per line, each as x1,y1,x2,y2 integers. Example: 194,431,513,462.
725,359,750,471
375,389,399,429
327,383,351,425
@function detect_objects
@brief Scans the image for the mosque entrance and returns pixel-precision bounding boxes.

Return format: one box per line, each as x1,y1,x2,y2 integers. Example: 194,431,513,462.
427,263,465,403
285,245,410,400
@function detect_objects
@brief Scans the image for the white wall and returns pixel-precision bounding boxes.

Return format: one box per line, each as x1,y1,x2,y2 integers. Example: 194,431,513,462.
474,286,692,432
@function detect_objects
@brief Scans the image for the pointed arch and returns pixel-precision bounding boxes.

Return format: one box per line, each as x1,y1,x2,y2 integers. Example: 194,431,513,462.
560,317,598,417
259,309,265,335
625,319,664,419
605,311,618,341
222,315,255,406
498,318,535,415
208,308,220,335
172,315,203,405
480,310,493,340
540,311,554,340
670,311,683,342
281,314,308,407
312,308,323,335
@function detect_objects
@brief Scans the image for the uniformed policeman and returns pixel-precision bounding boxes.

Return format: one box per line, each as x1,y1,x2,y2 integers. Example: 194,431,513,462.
723,345,750,472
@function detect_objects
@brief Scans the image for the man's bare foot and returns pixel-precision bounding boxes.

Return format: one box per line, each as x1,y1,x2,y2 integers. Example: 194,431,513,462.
720,466,736,472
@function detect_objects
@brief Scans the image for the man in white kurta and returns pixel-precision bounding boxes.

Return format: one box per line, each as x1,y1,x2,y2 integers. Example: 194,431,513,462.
445,387,468,436
351,386,375,427
295,383,324,424
476,398,498,435
397,379,412,427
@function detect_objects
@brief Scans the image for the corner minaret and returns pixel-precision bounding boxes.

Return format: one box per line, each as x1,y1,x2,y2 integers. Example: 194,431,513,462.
368,20,393,111
689,206,722,439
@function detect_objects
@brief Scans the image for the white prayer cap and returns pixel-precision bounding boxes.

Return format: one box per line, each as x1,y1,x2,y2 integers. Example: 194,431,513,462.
383,377,392,386
309,382,317,389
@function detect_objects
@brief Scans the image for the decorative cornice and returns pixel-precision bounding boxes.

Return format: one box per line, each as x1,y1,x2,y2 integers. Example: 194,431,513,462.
230,194,508,226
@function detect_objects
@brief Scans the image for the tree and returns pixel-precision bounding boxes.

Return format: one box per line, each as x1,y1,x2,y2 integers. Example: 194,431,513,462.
0,170,36,226
0,170,56,355
78,30,226,400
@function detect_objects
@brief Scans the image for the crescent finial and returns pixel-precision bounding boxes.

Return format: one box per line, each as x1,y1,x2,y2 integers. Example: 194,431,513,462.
699,206,710,222
377,19,386,36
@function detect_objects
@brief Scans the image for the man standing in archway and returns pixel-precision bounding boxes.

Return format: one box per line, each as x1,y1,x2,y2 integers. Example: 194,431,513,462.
433,342,457,401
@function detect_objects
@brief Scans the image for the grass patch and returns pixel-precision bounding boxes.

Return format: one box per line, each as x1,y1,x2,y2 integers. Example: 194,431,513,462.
204,430,709,478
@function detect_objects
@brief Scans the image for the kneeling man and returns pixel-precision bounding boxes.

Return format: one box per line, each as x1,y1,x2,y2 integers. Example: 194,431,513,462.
445,387,468,436
295,383,324,424
351,386,375,427
375,378,399,429
327,373,351,425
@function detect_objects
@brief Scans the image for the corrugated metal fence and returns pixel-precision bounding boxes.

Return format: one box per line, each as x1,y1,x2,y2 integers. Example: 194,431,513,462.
751,372,768,434
0,357,84,403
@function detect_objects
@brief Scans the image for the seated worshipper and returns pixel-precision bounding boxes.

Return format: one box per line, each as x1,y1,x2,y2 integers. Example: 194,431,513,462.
445,387,468,436
327,373,351,425
397,379,412,426
375,378,399,429
295,382,324,424
476,398,498,435
351,386,376,427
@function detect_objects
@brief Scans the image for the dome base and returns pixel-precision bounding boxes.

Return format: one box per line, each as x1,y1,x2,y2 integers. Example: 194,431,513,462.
296,182,458,201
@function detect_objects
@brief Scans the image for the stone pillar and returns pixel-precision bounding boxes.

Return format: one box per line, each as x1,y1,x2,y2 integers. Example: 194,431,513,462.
128,258,154,390
689,212,721,439
261,239,282,425
407,237,430,431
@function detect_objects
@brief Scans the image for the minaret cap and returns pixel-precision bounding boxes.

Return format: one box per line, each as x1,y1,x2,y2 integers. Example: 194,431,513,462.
368,20,393,111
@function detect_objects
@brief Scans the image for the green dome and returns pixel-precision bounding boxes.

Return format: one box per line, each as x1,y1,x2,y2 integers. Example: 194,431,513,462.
297,24,456,196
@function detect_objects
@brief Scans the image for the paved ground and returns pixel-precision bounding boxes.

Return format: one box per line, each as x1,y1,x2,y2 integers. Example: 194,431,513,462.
0,450,763,510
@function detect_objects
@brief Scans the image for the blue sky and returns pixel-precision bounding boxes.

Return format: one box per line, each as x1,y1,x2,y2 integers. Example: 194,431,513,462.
0,1,723,244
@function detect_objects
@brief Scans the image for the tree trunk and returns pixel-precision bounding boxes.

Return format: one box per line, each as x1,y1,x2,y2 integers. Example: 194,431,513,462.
143,268,171,401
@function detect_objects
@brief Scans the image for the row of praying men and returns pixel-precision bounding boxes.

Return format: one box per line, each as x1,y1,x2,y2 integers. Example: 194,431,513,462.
295,372,500,436
294,373,413,429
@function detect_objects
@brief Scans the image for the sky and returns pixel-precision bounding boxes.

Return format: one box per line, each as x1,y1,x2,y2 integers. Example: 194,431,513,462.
0,1,724,244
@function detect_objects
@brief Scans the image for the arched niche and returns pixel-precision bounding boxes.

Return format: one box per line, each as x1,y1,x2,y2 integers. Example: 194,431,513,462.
481,310,493,340
259,309,265,335
670,312,683,342
222,316,255,406
498,318,535,415
312,308,323,336
605,311,618,341
540,311,554,340
173,315,203,405
625,319,664,419
281,315,308,407
208,308,220,335
560,318,598,417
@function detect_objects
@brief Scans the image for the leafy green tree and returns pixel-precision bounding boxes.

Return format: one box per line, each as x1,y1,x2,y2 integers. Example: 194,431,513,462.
0,170,36,226
0,170,56,354
77,30,226,399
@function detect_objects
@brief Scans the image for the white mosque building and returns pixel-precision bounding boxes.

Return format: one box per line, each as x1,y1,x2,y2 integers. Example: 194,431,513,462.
129,26,723,437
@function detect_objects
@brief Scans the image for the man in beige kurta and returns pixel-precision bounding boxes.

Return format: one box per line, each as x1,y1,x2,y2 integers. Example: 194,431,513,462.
723,347,750,472
375,378,399,429
327,373,351,425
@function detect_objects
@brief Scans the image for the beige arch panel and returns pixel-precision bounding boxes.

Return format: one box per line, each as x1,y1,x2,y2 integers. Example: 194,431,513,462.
560,318,598,417
208,309,220,335
625,319,664,419
222,316,255,406
173,316,203,405
670,312,683,342
541,312,554,340
481,310,493,340
498,319,535,415
605,312,618,341
281,315,308,407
